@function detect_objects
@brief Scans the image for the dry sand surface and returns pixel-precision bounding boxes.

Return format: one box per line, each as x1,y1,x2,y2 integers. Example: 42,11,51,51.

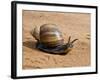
22,10,91,69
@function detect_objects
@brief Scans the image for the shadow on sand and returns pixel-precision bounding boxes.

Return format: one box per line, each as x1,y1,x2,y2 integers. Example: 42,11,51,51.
23,41,37,50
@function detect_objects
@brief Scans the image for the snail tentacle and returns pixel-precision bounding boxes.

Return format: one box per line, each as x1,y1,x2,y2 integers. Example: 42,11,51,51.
71,39,78,44
68,36,71,43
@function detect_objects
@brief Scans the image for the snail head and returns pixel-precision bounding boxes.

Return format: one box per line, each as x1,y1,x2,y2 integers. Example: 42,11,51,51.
66,36,78,49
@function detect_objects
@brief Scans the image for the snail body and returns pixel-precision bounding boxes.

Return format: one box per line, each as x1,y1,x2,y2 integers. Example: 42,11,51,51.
31,24,78,54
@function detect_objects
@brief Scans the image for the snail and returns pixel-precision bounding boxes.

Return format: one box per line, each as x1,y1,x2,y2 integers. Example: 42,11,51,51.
31,24,78,54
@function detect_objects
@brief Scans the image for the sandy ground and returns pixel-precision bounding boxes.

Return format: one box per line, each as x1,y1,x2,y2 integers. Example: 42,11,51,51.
22,10,91,69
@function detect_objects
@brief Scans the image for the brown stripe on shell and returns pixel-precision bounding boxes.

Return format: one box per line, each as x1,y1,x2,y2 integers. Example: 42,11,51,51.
40,31,62,36
40,24,61,34
40,36,63,42
40,28,61,34
40,31,63,42
41,39,64,47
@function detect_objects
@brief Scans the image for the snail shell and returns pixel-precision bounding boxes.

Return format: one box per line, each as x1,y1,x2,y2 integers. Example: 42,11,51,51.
31,24,64,48
40,24,64,47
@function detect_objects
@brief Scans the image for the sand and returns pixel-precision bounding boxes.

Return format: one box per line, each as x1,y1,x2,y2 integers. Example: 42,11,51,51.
22,10,91,69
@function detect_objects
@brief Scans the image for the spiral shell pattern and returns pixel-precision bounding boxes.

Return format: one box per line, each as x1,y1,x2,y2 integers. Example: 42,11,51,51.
40,24,64,47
